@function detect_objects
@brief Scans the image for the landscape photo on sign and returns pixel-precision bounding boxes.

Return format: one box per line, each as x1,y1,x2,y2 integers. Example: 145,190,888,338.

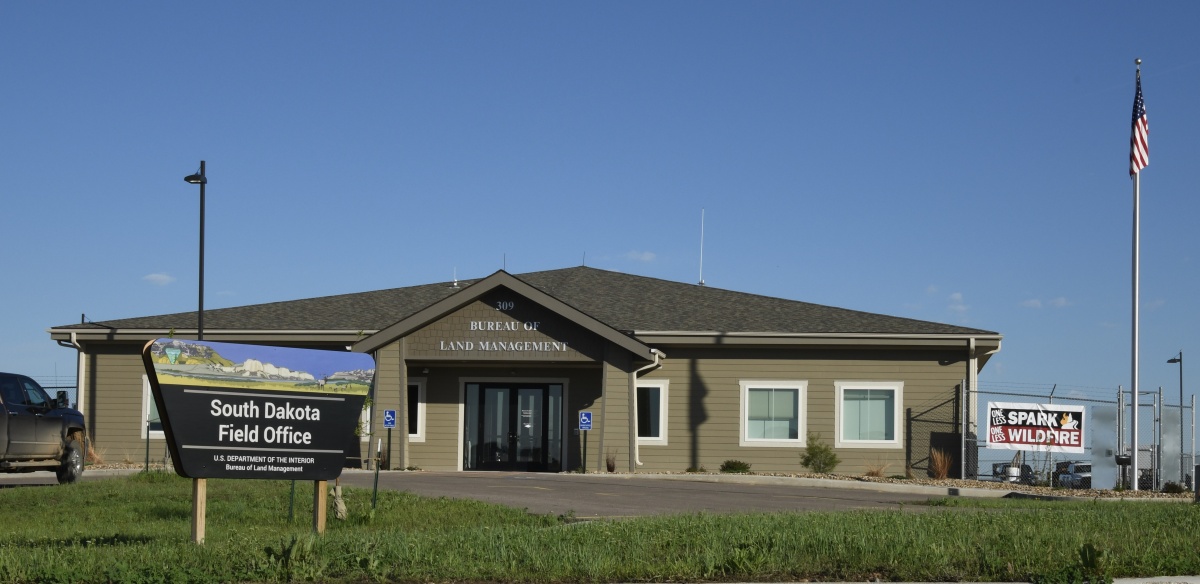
144,339,375,481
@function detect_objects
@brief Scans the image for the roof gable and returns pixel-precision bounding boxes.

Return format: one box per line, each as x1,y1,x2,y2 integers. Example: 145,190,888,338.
354,270,653,358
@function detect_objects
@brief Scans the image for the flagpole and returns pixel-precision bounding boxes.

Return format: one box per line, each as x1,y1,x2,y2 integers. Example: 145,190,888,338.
1130,58,1144,491
1131,159,1140,491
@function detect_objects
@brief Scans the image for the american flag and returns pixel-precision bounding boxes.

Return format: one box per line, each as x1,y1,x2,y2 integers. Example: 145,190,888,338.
1129,71,1149,177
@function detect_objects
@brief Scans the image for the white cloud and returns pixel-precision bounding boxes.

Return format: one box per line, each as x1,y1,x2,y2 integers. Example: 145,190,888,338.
926,284,939,295
625,251,656,262
948,292,968,315
143,273,175,286
1020,297,1070,309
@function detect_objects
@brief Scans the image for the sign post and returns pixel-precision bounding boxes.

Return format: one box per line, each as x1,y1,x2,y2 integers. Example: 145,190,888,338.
579,411,592,473
383,409,397,472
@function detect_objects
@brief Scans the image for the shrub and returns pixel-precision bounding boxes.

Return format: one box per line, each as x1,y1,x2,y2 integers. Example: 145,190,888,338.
605,449,617,473
719,459,752,474
1162,481,1186,494
800,432,840,474
864,461,889,477
929,449,952,479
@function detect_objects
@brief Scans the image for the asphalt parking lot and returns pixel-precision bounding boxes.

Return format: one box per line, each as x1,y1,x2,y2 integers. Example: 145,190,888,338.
335,470,947,518
2,468,963,517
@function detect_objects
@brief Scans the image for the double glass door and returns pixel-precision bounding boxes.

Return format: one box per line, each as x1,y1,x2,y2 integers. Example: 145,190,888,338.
465,383,562,471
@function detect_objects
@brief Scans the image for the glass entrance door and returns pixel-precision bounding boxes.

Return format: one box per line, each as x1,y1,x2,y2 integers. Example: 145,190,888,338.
465,382,562,471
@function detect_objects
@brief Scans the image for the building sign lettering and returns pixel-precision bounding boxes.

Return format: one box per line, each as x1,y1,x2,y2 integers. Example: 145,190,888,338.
439,340,569,352
437,297,571,353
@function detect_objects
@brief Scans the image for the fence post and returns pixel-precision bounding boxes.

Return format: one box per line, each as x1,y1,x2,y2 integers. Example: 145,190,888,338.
905,407,913,477
960,380,967,480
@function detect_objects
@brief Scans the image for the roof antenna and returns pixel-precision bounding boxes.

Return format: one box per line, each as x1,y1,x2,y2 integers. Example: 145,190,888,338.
450,267,459,289
582,252,587,267
698,208,706,286
503,253,507,271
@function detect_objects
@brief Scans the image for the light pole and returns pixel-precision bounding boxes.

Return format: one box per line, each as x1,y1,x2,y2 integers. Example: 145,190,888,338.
1168,351,1183,482
184,161,206,341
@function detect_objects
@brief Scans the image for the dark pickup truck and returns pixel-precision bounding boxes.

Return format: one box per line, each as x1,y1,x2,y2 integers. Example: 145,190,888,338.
0,372,86,483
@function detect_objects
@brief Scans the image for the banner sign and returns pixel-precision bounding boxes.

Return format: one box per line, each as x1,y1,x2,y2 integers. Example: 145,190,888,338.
143,339,374,480
986,401,1086,454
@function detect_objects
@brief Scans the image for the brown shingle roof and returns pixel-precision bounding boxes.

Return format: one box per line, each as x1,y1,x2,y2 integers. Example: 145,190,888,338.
52,266,997,336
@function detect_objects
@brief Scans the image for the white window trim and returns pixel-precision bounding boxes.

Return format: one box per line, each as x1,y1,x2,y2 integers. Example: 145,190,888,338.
834,380,903,449
407,378,426,443
141,375,165,440
739,380,807,447
636,379,669,446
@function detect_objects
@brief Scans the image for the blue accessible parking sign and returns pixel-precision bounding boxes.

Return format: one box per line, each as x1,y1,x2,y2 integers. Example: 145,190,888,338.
579,411,592,431
383,409,397,429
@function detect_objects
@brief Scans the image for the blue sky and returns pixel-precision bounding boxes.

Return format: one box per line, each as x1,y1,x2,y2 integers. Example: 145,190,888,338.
3,2,1197,407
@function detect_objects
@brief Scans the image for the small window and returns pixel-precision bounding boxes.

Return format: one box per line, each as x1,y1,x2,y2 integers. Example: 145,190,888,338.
141,375,164,439
739,381,807,447
636,380,668,445
407,379,426,442
835,381,902,448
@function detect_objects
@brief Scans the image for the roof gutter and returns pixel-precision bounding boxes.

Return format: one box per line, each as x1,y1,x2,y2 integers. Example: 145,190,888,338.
629,349,665,469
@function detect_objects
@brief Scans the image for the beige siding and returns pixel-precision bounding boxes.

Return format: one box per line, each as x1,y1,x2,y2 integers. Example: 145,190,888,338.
84,343,166,464
79,336,970,478
368,341,403,469
599,345,633,472
632,347,967,476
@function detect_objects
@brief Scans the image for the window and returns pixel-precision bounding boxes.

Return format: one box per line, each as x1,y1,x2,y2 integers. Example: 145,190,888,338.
739,381,806,447
21,378,50,408
141,375,164,439
834,381,902,448
636,380,668,445
407,379,425,442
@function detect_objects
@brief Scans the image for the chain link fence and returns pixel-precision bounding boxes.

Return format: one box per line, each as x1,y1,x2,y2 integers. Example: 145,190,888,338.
964,382,1195,491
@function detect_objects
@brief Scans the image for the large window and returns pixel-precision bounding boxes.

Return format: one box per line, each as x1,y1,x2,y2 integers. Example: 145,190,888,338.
739,381,806,447
834,381,902,448
636,380,668,445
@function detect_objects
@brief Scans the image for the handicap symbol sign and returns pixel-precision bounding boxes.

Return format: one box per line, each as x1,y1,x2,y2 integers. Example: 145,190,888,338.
579,411,592,430
383,409,397,429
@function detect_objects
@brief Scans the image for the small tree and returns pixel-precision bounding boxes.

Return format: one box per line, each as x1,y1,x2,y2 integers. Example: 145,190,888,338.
800,432,840,474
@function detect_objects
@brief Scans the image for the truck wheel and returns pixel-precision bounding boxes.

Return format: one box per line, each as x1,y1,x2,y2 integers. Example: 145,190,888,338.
56,434,84,484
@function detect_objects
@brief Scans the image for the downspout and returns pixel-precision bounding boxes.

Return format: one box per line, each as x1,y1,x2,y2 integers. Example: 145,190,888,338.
55,332,86,418
629,349,666,469
964,338,1001,479
56,332,88,452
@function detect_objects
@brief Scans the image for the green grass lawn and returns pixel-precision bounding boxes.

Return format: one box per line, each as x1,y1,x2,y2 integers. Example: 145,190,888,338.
1,471,1197,583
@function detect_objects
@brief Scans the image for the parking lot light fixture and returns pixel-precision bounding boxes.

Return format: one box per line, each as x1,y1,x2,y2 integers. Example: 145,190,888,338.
183,161,206,341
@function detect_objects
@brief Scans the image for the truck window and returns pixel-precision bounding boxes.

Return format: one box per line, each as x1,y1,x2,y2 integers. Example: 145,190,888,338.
19,378,50,408
0,376,25,405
